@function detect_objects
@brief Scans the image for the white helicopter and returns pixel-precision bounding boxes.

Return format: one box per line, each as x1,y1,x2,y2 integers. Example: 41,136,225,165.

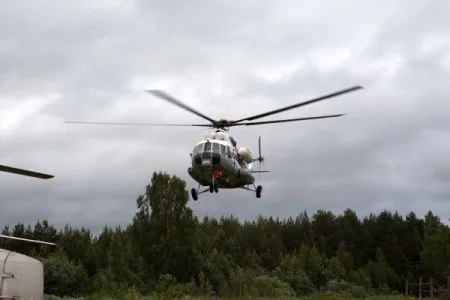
0,164,54,179
64,85,363,200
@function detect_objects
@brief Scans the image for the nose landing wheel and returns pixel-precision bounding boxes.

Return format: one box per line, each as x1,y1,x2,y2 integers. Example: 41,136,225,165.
210,174,219,193
209,183,219,193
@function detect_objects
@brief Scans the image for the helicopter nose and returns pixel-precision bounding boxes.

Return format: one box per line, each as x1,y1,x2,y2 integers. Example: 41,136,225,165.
201,159,212,168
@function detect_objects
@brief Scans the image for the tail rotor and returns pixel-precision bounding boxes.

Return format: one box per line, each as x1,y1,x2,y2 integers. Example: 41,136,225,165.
252,136,269,179
257,136,264,169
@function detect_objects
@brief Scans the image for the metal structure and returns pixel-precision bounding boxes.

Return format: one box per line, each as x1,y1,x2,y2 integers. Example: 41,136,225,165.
405,277,434,299
0,133,55,298
0,235,56,300
64,85,363,200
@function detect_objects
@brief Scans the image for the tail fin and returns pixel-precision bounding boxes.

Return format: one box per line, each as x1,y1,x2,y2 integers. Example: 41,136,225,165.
251,136,269,173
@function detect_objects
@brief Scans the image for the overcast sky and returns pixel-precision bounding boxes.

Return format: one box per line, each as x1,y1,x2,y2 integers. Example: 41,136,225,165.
1,0,449,233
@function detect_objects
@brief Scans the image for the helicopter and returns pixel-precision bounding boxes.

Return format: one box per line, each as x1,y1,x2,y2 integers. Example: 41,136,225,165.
64,85,363,200
0,164,54,179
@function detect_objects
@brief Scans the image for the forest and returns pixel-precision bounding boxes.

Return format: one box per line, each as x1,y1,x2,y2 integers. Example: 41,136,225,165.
1,171,449,299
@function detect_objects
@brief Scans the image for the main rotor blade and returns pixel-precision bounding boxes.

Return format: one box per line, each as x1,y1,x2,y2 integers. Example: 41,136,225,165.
0,234,56,246
0,164,54,179
145,90,217,125
231,85,363,124
231,114,344,126
63,121,212,127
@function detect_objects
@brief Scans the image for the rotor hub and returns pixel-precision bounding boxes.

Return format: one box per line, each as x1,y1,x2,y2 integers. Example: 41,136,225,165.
215,119,233,130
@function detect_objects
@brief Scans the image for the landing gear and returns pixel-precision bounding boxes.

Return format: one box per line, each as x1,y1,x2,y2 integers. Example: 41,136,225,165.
191,188,198,201
239,184,263,198
191,180,219,201
210,183,218,193
256,185,262,198
210,175,219,193
191,184,210,201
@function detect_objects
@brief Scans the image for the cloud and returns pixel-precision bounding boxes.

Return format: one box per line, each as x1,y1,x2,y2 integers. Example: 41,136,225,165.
1,0,449,233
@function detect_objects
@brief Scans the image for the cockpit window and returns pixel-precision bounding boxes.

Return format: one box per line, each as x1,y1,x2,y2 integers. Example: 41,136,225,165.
212,142,220,153
193,144,204,154
194,142,228,154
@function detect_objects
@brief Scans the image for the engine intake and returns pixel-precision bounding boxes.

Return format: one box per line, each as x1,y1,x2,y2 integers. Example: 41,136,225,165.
237,147,253,164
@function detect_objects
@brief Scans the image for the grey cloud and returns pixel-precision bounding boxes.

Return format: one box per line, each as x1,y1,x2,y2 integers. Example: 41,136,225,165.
1,0,450,232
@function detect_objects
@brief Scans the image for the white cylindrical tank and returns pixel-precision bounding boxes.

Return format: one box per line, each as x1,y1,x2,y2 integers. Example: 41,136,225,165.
237,147,253,164
0,248,44,300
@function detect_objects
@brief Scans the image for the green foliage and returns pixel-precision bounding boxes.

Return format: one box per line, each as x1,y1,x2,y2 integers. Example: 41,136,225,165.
0,171,444,298
38,248,89,296
273,253,314,295
44,295,411,300
251,274,295,297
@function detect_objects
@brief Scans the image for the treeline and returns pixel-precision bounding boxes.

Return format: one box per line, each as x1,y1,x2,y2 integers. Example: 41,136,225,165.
1,171,449,298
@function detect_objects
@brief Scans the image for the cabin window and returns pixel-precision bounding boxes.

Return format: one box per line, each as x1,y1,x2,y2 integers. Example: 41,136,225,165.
229,137,237,147
205,142,212,152
212,142,220,153
220,145,226,155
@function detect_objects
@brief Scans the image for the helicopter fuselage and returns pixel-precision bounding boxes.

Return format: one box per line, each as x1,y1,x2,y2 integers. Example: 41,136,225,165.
187,132,255,188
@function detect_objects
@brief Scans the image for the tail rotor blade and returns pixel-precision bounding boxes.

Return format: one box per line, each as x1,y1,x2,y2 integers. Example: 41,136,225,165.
258,136,262,159
257,136,263,179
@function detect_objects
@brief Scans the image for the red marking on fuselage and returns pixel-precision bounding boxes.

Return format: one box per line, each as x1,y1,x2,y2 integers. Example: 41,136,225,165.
213,170,223,178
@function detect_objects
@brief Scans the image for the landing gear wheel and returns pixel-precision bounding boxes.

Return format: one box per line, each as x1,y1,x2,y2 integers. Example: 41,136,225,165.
191,188,198,201
209,184,214,193
214,183,219,193
256,185,262,198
